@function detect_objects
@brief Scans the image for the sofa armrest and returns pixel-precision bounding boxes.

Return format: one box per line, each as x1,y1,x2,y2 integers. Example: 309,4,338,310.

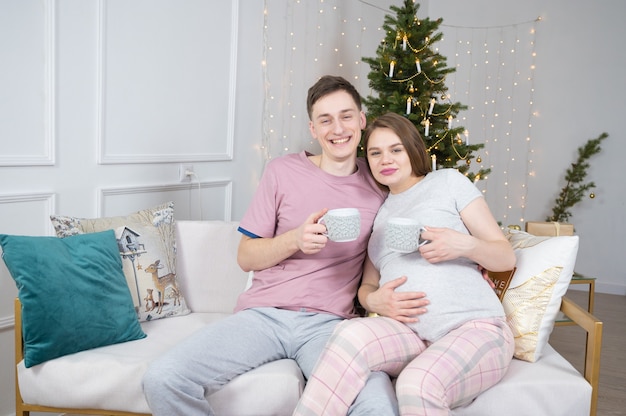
14,298,23,410
559,296,603,416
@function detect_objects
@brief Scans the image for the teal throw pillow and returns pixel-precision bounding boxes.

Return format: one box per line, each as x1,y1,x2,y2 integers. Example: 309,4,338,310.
1,230,146,368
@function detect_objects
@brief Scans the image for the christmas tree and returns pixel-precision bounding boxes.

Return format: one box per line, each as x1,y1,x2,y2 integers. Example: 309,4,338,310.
361,0,489,182
547,132,608,223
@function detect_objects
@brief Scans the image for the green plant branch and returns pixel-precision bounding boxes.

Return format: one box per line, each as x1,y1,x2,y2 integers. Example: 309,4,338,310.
547,132,608,223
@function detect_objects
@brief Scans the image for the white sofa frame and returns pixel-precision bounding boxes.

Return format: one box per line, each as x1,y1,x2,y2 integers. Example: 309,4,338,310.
13,221,603,416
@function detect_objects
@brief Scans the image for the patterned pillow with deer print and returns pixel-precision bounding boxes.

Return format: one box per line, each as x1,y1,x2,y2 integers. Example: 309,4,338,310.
51,201,190,322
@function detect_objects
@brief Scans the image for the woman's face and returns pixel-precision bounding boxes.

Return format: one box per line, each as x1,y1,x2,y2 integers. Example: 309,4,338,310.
366,127,419,194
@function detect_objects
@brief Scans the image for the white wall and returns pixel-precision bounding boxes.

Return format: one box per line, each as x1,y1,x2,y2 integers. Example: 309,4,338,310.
1,1,624,415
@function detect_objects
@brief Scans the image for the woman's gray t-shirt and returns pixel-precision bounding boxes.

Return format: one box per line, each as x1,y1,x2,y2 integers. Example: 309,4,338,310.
368,169,505,342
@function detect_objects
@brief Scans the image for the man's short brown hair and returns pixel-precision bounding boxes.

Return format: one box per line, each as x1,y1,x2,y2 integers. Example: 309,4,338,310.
306,75,362,120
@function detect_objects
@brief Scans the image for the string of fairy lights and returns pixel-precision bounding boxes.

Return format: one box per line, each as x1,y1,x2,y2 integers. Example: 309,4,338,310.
438,17,540,224
261,0,540,226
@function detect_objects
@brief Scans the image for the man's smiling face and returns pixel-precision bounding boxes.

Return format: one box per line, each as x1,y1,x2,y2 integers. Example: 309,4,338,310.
309,90,366,162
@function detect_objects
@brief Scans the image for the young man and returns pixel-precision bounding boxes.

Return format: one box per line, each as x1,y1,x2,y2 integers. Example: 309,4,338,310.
142,76,428,415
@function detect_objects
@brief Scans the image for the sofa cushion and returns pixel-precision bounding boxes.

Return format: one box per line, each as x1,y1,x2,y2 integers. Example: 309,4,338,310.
1,230,146,368
17,312,304,415
175,220,249,313
503,231,579,362
50,202,190,322
210,358,304,415
451,345,590,416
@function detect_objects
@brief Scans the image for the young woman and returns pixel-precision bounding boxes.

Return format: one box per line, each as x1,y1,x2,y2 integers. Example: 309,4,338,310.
293,112,516,416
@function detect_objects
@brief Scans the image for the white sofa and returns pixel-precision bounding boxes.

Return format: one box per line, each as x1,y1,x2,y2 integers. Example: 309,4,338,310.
14,220,602,416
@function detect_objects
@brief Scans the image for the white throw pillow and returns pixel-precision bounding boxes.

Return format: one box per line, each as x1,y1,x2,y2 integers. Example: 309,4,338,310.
503,230,579,362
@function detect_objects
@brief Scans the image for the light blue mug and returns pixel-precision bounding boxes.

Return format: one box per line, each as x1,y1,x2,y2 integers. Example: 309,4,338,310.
385,217,428,253
318,208,361,242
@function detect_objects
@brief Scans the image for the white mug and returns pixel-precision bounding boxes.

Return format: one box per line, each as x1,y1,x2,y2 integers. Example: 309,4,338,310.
385,217,428,253
318,208,361,242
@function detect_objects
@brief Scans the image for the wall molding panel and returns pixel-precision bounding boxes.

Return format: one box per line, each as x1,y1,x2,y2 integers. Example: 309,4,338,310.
98,180,233,221
96,0,239,164
0,0,56,166
0,192,56,235
0,192,57,333
0,315,14,331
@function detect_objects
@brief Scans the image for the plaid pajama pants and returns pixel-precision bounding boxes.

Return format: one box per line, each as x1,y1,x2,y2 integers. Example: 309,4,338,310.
293,315,514,416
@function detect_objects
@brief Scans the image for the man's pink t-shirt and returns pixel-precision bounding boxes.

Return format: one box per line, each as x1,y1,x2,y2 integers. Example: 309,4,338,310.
235,151,386,318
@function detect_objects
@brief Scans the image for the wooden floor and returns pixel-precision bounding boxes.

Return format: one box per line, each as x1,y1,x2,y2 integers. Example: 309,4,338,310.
549,290,626,416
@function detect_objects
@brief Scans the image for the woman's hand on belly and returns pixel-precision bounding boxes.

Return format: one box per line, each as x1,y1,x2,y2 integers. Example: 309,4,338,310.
365,276,429,323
